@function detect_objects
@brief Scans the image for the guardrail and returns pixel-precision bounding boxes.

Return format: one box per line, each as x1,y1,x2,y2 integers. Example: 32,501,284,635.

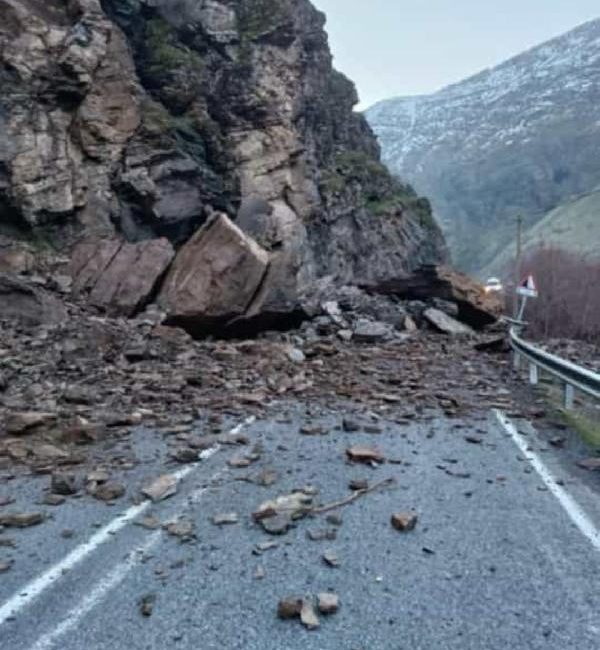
510,327,600,409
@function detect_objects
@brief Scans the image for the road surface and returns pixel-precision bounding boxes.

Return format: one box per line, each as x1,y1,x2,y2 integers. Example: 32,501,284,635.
1,401,600,650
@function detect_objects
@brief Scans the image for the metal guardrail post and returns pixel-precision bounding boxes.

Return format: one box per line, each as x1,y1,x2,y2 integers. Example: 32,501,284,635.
529,362,539,386
564,384,575,410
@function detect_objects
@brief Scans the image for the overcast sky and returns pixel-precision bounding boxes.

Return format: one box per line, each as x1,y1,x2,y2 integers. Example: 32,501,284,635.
311,0,600,109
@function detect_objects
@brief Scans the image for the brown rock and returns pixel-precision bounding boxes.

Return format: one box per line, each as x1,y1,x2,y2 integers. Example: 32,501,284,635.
391,512,418,532
0,512,44,528
91,481,126,502
142,474,178,502
5,411,56,435
164,518,195,540
277,596,303,620
576,458,600,471
71,238,174,317
346,446,385,464
373,265,502,329
158,213,269,333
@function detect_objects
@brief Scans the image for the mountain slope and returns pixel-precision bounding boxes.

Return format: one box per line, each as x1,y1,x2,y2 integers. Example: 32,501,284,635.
366,18,600,274
482,187,600,277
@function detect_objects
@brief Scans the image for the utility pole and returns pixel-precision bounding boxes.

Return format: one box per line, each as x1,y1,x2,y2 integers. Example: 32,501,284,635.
514,214,523,317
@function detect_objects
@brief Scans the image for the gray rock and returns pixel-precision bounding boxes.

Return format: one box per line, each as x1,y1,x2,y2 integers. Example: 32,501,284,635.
424,308,474,336
352,318,394,343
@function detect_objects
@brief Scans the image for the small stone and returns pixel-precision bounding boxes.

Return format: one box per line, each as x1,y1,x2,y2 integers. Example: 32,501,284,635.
172,447,198,464
164,518,195,541
0,560,13,573
464,435,483,444
212,512,239,526
307,528,337,541
253,468,279,487
139,594,156,617
61,528,75,539
261,514,292,536
342,418,361,432
278,596,303,620
349,479,369,491
92,482,125,502
346,446,385,464
254,541,279,554
51,472,78,496
5,411,56,435
142,474,178,502
391,512,418,532
42,494,66,506
326,513,343,527
323,551,340,567
317,592,339,615
576,458,600,471
0,512,44,528
300,599,320,629
136,516,162,530
286,347,306,364
254,565,265,580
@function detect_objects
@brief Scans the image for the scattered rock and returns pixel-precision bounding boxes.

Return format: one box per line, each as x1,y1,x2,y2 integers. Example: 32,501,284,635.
42,494,66,506
352,318,393,343
317,592,339,615
576,458,600,471
139,593,156,617
346,446,385,464
5,411,56,435
464,435,483,444
142,475,178,502
51,472,79,496
253,491,314,522
424,308,474,336
164,518,195,541
342,418,361,432
0,560,13,573
91,481,126,502
212,513,239,526
300,599,320,630
261,514,293,536
391,512,418,532
278,596,303,620
349,479,369,491
323,551,340,567
0,512,44,528
307,528,337,541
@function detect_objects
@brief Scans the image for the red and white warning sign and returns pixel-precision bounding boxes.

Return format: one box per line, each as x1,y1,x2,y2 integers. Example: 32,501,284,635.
516,275,538,298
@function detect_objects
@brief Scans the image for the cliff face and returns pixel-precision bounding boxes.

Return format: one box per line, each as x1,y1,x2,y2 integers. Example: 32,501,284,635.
366,19,600,274
0,0,445,330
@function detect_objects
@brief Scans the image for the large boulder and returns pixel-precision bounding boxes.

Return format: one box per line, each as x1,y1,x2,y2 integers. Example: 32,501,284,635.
158,213,270,334
71,238,174,316
424,308,474,336
371,265,503,329
0,274,67,325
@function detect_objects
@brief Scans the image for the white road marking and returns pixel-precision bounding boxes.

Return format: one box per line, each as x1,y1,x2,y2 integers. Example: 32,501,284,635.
495,410,600,551
27,472,229,650
0,415,256,631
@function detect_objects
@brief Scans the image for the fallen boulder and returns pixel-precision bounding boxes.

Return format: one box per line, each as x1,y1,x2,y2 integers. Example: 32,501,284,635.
71,238,174,317
370,265,502,328
158,213,270,335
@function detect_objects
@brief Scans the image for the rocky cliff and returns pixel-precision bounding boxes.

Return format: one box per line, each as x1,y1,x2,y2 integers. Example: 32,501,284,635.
0,0,445,333
366,19,600,274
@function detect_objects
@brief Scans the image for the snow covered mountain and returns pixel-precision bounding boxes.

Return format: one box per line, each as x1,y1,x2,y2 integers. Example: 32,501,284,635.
366,19,600,273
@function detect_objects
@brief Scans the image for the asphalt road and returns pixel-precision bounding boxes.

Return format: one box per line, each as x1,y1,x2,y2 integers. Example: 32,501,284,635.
1,402,600,650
